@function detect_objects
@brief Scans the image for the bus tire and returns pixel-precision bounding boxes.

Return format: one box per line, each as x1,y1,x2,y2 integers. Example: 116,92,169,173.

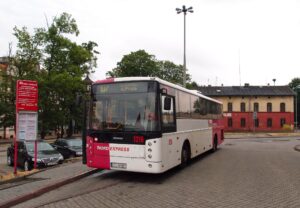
212,135,218,152
180,142,190,168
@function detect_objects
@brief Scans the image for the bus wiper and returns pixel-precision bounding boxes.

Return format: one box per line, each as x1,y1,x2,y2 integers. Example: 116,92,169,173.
106,123,124,130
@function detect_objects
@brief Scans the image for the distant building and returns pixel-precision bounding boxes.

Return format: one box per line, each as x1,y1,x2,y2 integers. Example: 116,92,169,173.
198,84,295,132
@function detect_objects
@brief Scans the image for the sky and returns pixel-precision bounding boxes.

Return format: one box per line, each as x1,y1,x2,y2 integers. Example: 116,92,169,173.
1,0,300,86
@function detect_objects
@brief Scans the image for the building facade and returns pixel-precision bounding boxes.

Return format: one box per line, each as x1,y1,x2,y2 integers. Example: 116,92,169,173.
198,85,295,132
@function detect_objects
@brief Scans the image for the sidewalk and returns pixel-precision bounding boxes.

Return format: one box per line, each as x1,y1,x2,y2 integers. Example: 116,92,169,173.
0,160,98,208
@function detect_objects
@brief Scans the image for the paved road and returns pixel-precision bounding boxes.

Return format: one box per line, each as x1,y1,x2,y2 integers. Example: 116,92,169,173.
14,137,300,208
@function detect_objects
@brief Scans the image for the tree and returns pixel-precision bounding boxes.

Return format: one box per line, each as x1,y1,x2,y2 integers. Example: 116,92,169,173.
106,50,193,86
12,13,99,138
289,77,300,128
0,44,16,139
288,77,300,89
157,60,191,85
186,81,199,90
107,50,160,77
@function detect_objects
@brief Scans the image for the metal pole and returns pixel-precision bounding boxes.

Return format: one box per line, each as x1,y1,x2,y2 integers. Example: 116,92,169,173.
183,12,186,87
296,92,298,130
82,99,87,164
34,140,37,169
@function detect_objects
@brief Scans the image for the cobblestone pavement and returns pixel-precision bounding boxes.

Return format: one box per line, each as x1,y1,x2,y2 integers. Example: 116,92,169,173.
0,161,94,206
14,137,300,208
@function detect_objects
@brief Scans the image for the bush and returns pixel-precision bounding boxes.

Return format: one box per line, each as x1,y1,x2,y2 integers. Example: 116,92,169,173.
282,124,292,131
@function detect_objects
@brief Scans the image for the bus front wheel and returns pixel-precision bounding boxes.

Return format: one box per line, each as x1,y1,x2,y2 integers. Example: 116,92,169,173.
180,142,190,168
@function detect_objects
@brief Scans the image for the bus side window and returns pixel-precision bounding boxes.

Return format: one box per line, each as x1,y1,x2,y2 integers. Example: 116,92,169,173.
161,95,176,132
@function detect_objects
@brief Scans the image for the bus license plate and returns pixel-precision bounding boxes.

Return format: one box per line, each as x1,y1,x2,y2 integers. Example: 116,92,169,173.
111,162,127,169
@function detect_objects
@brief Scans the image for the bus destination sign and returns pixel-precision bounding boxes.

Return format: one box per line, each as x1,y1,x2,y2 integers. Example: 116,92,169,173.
96,82,149,94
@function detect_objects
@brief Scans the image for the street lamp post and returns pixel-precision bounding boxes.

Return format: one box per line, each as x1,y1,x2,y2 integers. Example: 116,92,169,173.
176,5,193,87
82,74,93,164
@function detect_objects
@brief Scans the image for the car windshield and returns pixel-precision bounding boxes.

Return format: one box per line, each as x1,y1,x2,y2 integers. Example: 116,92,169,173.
25,142,55,152
66,139,82,147
90,82,159,132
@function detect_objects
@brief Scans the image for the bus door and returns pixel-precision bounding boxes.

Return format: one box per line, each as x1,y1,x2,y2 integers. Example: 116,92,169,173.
161,95,176,133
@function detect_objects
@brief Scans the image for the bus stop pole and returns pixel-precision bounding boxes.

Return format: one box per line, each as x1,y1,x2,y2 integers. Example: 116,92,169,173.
14,110,18,175
34,140,37,169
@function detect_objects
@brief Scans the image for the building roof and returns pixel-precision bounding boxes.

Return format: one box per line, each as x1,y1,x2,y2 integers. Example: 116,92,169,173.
198,85,295,97
83,74,93,85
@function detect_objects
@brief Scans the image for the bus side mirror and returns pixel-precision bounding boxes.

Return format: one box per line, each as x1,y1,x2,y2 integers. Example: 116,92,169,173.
164,97,171,111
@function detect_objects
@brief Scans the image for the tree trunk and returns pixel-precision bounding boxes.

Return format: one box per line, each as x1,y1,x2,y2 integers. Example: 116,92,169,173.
3,126,6,139
67,119,73,137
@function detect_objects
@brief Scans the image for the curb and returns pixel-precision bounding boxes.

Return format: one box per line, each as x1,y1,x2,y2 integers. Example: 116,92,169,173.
0,157,82,185
0,169,44,186
225,135,300,140
0,168,100,208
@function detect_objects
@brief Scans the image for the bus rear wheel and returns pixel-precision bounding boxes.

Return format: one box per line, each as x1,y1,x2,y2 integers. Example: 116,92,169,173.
180,142,190,168
212,136,218,152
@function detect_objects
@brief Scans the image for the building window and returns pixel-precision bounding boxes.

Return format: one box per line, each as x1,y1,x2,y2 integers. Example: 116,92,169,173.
254,119,259,127
267,118,272,127
280,118,286,127
254,102,259,112
240,102,246,112
241,118,246,127
228,102,233,112
267,103,272,112
280,103,285,112
228,118,233,127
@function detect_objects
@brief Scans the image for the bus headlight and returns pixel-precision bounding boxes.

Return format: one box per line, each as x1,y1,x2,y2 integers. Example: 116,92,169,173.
148,142,152,146
148,154,152,159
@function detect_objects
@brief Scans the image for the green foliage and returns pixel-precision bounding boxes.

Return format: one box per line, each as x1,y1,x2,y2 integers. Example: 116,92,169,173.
158,60,191,85
186,81,199,90
106,50,192,85
289,77,300,128
288,77,300,89
3,12,99,138
107,50,160,77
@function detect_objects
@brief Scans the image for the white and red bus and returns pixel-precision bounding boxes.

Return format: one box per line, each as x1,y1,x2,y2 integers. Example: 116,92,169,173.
85,77,224,173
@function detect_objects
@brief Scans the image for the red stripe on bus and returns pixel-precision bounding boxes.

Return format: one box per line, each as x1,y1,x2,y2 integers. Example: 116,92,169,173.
95,143,111,169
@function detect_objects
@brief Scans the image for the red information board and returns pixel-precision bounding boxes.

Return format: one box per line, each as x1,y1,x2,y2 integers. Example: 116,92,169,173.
16,80,38,112
15,80,39,173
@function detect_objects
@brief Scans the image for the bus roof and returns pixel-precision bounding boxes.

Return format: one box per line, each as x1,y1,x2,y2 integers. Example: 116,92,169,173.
94,77,222,105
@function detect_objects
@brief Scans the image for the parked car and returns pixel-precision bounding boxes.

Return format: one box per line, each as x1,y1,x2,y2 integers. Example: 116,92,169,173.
52,137,82,159
7,140,64,171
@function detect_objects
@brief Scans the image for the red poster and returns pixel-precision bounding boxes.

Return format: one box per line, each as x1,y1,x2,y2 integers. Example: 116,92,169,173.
16,80,38,112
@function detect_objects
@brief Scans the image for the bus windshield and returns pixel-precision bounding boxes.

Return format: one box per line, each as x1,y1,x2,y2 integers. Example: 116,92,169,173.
90,82,158,132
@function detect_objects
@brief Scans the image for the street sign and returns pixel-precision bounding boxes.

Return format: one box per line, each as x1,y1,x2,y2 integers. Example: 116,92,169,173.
17,112,38,141
16,80,38,112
